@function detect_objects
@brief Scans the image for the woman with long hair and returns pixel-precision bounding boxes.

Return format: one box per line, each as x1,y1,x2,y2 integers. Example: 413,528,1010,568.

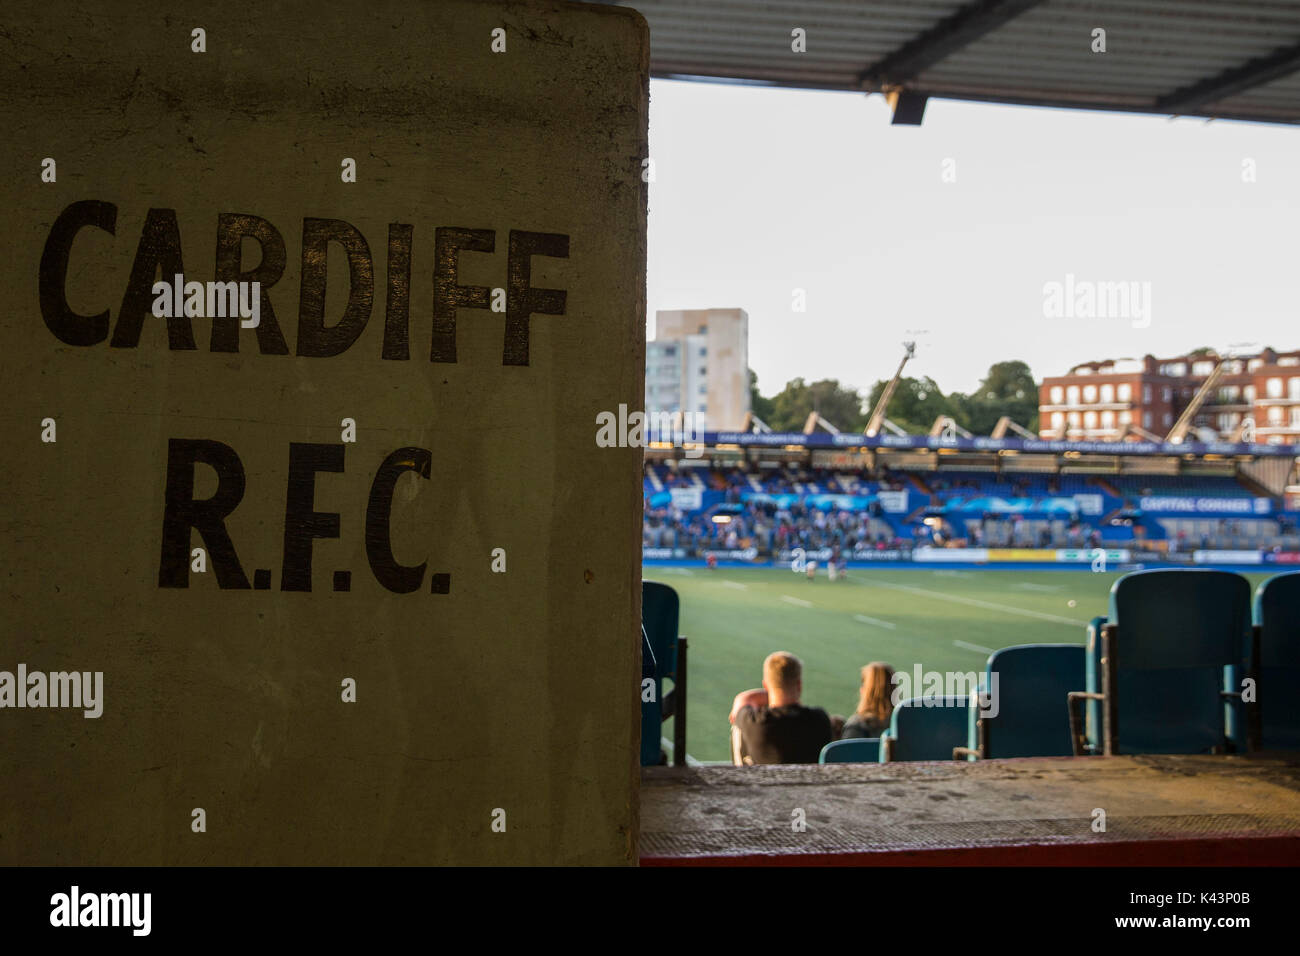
840,662,896,739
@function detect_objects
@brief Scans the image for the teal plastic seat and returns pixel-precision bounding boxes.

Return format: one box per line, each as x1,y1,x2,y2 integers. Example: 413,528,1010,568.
881,696,971,762
641,581,688,766
1253,572,1300,750
1086,569,1251,755
968,644,1085,758
820,738,880,763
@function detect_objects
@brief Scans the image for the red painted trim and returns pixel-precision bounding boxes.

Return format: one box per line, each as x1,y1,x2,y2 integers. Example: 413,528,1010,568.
641,834,1300,867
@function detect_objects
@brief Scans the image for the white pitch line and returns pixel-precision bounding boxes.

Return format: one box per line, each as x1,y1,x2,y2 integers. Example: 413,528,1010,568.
721,580,748,590
781,595,813,608
850,577,1086,627
660,737,702,767
854,614,896,630
1013,582,1064,593
953,640,994,654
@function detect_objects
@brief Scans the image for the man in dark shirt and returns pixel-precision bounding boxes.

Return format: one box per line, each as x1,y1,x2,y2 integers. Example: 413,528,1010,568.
728,651,833,765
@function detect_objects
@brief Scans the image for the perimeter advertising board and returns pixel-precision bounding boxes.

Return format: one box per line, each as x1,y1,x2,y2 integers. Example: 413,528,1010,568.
0,0,648,865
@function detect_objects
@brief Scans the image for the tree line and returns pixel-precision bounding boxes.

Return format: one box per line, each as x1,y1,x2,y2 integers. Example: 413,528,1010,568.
748,360,1040,436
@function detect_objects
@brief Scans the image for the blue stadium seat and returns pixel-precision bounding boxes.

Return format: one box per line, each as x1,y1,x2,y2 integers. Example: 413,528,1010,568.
1110,474,1257,499
964,644,1085,759
641,580,688,766
1072,569,1251,755
820,738,880,763
881,696,971,762
1252,572,1300,750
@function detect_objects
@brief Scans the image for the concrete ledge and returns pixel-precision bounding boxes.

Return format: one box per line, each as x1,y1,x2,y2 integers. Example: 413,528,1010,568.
640,754,1300,866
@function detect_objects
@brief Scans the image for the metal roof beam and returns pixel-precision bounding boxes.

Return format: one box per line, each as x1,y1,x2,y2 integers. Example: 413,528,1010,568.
858,0,1047,90
1156,40,1300,115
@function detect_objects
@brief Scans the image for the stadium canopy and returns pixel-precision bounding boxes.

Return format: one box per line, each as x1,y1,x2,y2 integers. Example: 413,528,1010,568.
590,0,1300,125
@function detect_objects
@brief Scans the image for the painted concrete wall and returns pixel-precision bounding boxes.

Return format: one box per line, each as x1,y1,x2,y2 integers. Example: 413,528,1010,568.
0,0,647,865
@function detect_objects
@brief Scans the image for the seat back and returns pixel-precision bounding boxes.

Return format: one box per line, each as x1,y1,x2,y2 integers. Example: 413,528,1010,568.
640,581,681,766
820,738,880,763
979,644,1085,758
642,580,680,681
1099,569,1251,754
1253,572,1300,750
884,696,971,762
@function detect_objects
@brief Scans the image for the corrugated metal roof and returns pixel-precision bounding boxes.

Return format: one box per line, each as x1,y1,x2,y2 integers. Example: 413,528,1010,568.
585,0,1300,123
1214,63,1300,119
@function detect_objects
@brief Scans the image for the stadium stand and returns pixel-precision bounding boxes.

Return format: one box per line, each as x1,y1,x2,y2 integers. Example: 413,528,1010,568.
626,0,1300,868
644,462,1300,557
1110,474,1260,499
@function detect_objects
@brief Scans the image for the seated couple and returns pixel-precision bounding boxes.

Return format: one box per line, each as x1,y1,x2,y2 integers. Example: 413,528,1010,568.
729,653,894,765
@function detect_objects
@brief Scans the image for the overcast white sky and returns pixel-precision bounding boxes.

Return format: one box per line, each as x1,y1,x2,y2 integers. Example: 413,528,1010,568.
645,78,1300,398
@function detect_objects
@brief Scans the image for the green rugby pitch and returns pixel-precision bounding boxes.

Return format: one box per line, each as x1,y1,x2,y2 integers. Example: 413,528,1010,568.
645,566,1272,763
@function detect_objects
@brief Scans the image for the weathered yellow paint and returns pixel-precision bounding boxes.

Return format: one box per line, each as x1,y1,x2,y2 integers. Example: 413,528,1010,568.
0,0,647,865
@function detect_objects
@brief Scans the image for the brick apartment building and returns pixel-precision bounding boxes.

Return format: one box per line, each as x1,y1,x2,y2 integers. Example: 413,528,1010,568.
1039,348,1300,445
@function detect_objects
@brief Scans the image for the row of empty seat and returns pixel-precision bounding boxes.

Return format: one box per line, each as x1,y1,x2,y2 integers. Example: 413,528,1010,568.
821,569,1300,763
1108,473,1260,499
644,464,882,497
